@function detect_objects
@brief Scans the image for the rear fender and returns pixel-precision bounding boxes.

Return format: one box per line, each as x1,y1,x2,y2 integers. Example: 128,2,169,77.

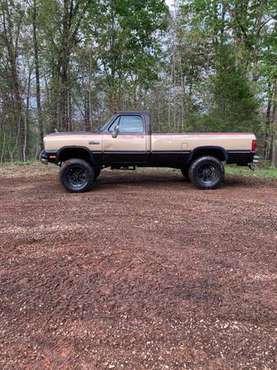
188,146,228,164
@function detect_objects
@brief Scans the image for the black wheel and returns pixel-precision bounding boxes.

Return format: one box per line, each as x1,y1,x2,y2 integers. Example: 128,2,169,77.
59,159,95,193
189,156,224,190
180,168,189,180
94,168,101,180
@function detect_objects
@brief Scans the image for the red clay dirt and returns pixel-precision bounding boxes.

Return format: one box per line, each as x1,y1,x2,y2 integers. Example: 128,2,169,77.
0,165,276,369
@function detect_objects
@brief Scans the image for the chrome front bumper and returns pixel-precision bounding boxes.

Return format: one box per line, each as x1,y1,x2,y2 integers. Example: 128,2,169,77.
39,150,48,165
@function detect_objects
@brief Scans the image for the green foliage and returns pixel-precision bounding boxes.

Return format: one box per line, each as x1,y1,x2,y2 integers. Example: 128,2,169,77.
210,45,260,132
0,0,276,162
84,0,169,111
175,0,277,138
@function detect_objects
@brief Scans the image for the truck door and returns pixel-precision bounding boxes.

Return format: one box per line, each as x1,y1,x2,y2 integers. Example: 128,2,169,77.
102,114,148,165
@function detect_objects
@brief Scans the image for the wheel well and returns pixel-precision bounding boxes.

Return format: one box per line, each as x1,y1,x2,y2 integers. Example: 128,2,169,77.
189,147,227,163
58,147,92,164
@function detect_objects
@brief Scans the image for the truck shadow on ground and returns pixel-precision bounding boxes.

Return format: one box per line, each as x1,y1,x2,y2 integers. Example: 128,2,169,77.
92,172,274,190
95,175,188,191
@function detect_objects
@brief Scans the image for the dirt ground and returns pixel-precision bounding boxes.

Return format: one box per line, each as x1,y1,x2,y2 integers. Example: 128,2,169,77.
0,164,276,369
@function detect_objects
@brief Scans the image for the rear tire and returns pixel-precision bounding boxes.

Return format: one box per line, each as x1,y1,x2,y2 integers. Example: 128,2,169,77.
189,156,224,190
60,158,95,193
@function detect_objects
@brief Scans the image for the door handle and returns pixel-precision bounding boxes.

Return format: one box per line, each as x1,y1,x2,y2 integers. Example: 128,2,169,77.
89,141,100,145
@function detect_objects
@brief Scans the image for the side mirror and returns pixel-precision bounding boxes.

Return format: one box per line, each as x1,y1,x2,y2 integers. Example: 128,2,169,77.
112,125,119,138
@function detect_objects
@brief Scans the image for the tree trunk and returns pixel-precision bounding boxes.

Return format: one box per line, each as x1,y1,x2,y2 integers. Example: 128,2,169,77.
84,90,91,131
1,0,25,160
24,64,32,161
32,0,44,151
272,138,277,168
264,82,272,160
271,81,277,167
13,68,25,161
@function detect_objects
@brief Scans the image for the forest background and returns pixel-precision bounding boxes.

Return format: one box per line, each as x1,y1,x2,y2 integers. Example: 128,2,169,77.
0,0,276,164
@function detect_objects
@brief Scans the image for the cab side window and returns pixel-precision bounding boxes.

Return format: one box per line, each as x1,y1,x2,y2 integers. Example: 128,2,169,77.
119,116,144,133
108,115,144,134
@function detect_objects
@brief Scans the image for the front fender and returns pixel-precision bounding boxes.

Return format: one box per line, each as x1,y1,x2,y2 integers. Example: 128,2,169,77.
56,146,100,166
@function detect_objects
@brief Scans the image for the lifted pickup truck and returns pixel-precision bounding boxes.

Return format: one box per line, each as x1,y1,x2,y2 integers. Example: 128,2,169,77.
40,111,258,192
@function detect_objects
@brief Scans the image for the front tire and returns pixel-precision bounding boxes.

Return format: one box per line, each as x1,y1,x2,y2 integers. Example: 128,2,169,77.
189,156,224,190
60,159,95,193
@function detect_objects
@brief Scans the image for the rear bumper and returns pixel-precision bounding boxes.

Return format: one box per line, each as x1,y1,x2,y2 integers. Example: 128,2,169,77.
226,151,256,165
249,155,259,170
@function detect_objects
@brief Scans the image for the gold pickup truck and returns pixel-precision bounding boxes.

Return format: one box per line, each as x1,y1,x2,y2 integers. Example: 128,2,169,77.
40,111,258,192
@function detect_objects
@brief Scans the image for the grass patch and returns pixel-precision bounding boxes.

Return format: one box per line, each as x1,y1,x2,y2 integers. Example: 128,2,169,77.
1,160,36,167
226,166,277,179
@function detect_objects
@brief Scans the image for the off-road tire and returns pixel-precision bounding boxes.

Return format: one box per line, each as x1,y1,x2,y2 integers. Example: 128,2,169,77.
189,156,224,190
60,158,95,193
